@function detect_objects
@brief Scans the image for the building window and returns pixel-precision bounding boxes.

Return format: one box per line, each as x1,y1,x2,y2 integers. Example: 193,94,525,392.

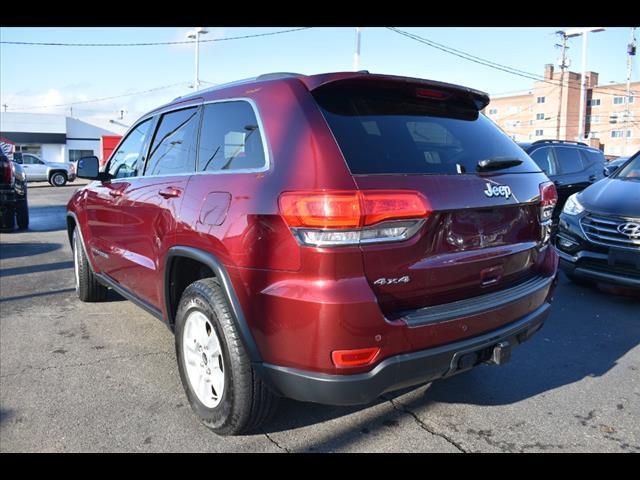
488,108,498,115
536,113,545,120
627,130,633,138
610,114,619,124
587,98,601,107
614,96,625,105
591,115,600,123
611,130,624,138
536,97,545,104
535,129,544,137
69,150,94,162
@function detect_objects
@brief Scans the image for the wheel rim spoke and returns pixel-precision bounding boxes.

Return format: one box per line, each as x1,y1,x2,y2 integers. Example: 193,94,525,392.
182,309,225,408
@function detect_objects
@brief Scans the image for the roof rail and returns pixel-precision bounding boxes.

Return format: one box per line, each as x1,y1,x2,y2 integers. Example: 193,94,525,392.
531,139,589,147
172,72,304,102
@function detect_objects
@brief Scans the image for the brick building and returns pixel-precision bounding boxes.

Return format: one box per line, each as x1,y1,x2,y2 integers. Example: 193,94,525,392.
485,65,639,157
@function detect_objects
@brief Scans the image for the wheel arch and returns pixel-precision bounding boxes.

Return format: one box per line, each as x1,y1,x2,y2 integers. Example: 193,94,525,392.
164,246,263,363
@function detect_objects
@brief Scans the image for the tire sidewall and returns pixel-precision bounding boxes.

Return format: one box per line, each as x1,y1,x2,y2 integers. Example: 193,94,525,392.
175,289,235,431
51,172,67,187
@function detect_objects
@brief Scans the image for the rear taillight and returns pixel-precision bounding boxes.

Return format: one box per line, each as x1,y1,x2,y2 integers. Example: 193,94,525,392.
279,190,431,247
539,181,557,246
539,181,557,222
2,161,15,184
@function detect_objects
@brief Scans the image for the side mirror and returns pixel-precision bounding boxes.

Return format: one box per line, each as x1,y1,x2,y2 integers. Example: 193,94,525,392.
77,156,104,180
603,165,618,177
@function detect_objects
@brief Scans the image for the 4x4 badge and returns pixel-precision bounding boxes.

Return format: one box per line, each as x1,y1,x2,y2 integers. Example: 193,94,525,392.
484,182,512,199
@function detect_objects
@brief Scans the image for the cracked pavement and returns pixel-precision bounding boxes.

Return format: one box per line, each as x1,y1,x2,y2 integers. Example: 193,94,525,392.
1,183,639,452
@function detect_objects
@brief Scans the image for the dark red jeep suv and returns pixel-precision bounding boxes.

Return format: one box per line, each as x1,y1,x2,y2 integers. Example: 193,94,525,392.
67,71,559,435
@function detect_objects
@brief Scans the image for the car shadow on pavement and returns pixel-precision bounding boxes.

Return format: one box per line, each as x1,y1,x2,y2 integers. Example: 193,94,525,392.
0,242,62,260
0,260,73,278
261,273,639,438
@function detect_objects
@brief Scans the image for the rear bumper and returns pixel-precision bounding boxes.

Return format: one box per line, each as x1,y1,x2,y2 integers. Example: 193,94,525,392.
257,301,551,406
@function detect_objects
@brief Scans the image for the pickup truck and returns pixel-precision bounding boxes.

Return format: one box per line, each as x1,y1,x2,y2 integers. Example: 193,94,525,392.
13,152,76,187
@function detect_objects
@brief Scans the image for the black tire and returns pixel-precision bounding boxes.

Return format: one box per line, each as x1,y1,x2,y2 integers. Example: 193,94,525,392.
50,171,67,187
175,278,279,435
73,227,107,302
0,206,16,230
16,199,29,230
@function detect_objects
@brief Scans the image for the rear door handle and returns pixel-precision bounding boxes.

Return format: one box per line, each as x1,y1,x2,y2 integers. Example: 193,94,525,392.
108,189,123,198
588,175,597,182
158,187,182,199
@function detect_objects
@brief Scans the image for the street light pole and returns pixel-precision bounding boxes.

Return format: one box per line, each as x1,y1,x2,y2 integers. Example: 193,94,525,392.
353,27,362,71
188,27,209,91
564,27,605,141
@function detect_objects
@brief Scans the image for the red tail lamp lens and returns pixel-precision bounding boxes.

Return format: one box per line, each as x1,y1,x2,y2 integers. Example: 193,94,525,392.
331,347,380,367
279,190,430,229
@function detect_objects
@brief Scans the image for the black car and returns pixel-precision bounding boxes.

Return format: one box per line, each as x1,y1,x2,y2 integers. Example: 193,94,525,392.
603,154,636,177
518,140,606,223
0,153,29,230
555,150,640,290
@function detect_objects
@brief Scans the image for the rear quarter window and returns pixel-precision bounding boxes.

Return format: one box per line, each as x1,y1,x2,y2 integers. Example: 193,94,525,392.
554,147,585,174
312,84,541,175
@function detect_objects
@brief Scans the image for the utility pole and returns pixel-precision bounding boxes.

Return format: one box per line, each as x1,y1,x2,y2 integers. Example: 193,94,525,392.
187,27,209,91
564,27,605,141
353,27,362,71
624,27,636,155
555,31,570,140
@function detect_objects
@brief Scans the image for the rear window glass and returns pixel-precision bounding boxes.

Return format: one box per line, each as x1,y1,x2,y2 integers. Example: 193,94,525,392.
312,85,541,175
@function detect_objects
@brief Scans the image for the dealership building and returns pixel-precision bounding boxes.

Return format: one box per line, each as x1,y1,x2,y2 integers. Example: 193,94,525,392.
0,112,121,163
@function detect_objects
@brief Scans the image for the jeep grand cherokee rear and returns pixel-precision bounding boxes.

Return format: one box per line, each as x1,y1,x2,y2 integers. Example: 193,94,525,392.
68,72,558,435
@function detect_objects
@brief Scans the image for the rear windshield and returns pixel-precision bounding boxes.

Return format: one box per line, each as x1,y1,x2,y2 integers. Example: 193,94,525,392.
313,85,541,175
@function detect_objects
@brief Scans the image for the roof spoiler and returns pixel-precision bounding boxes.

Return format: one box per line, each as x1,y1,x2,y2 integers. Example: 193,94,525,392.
299,72,490,111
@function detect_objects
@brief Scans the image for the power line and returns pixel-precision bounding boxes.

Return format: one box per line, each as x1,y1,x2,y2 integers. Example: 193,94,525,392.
0,27,312,47
387,27,638,98
3,82,189,111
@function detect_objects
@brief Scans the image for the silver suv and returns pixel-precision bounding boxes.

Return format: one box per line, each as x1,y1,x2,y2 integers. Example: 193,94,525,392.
13,152,77,187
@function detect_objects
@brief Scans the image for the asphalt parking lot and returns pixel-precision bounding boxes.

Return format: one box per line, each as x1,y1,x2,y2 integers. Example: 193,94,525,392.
0,182,638,453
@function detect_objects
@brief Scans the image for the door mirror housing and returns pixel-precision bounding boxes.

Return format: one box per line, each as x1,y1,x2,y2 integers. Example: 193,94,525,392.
603,164,618,177
77,156,109,181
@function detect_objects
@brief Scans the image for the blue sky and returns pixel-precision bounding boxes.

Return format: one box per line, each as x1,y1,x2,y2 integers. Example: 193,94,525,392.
1,27,637,130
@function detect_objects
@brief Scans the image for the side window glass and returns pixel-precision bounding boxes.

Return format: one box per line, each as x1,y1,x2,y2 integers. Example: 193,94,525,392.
554,147,584,174
198,101,266,172
145,107,199,176
108,119,152,179
580,149,604,167
529,147,556,175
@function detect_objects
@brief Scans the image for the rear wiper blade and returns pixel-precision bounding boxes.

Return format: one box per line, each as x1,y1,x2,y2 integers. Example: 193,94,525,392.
476,157,523,171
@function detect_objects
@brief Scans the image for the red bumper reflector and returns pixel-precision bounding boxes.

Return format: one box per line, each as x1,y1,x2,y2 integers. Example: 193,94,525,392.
331,347,381,367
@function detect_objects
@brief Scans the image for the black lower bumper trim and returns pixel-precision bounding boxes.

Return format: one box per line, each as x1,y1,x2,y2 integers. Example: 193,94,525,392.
558,253,640,288
257,302,551,406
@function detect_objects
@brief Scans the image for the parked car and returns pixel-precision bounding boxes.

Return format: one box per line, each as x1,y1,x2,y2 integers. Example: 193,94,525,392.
13,152,76,187
603,154,636,177
518,140,605,224
556,150,639,289
0,153,29,230
68,71,559,435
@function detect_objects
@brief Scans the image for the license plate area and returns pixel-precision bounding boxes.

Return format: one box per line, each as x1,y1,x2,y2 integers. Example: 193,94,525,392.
608,248,640,271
